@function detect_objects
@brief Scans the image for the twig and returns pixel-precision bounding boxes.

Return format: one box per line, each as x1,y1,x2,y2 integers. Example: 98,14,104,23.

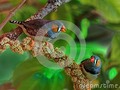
0,0,26,31
26,0,71,21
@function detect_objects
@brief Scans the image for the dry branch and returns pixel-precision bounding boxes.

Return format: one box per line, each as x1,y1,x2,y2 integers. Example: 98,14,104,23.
0,36,91,90
0,0,27,31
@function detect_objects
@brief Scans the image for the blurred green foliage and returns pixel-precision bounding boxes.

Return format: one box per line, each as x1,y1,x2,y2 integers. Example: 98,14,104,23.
13,58,72,90
0,0,120,90
109,67,118,80
80,0,120,23
80,18,90,38
109,33,120,63
0,49,29,85
0,14,16,32
12,6,37,21
38,0,47,4
9,0,22,5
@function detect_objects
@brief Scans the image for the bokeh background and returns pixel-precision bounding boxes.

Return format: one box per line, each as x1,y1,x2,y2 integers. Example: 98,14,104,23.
0,0,120,90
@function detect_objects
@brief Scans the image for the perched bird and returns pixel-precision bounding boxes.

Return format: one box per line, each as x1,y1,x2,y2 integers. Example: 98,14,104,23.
9,19,66,39
45,21,66,39
80,55,102,81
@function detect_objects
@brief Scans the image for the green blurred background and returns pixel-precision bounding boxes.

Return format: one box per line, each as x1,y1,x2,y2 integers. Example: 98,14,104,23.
0,0,120,90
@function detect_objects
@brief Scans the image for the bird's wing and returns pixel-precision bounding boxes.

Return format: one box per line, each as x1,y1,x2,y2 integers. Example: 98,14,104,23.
81,59,89,64
81,65,98,81
22,19,51,30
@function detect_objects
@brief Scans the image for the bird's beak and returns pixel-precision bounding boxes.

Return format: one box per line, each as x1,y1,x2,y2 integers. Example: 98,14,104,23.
61,26,66,32
96,60,101,67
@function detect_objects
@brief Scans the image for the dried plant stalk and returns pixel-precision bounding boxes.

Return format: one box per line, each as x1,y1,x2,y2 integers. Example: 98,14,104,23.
0,36,91,90
41,41,91,90
0,0,27,31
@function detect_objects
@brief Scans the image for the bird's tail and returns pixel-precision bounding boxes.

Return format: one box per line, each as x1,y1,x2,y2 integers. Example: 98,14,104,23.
9,20,23,25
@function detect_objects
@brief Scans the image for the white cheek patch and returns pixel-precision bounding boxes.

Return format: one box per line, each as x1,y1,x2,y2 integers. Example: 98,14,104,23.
94,60,97,65
58,28,61,32
58,26,62,32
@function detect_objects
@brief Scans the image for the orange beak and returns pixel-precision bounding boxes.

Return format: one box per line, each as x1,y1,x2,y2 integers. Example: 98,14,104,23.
60,26,66,32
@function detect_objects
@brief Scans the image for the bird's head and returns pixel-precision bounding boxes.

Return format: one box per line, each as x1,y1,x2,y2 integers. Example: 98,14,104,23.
52,24,66,33
90,55,101,67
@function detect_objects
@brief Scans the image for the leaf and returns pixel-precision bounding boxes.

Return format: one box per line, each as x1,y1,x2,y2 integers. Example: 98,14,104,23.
80,0,120,23
80,18,90,38
12,58,43,87
108,67,118,80
13,58,72,90
38,0,47,4
0,49,29,85
0,14,16,33
49,4,73,21
108,71,120,90
12,6,37,21
9,0,22,6
107,23,120,31
108,33,120,65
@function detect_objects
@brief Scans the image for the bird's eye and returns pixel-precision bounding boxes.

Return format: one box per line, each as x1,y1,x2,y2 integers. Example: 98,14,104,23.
90,56,94,63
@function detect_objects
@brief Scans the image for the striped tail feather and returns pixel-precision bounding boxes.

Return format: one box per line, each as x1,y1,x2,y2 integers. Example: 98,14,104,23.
9,20,23,25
